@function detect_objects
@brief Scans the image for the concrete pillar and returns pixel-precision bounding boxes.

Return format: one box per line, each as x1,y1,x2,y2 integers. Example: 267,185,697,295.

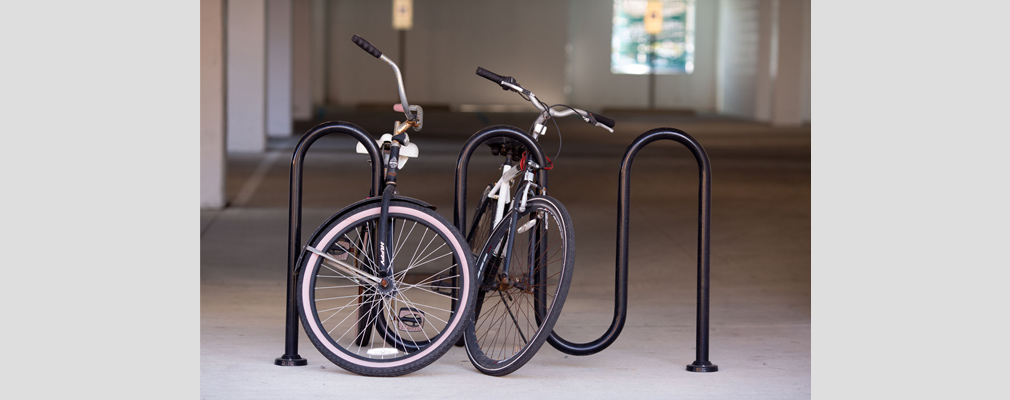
201,0,226,209
754,0,776,122
267,0,293,137
311,0,328,112
292,0,313,121
800,0,811,122
771,0,807,126
715,0,763,118
227,0,266,153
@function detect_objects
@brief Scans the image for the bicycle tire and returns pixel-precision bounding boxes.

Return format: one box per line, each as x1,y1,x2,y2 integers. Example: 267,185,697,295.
463,196,575,376
297,200,477,376
456,185,497,347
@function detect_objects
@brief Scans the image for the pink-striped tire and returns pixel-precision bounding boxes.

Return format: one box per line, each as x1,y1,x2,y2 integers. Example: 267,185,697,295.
297,200,476,376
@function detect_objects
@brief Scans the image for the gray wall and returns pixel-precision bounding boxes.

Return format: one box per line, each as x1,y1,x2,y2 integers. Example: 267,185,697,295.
326,0,570,108
317,0,807,118
718,0,761,118
201,0,811,208
568,0,720,112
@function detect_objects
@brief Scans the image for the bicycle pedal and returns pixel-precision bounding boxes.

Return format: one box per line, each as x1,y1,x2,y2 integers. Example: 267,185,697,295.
397,307,425,332
327,238,352,261
430,273,454,296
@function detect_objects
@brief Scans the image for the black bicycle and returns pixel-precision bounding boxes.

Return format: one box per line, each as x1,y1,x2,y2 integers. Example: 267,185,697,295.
295,36,477,377
461,67,616,376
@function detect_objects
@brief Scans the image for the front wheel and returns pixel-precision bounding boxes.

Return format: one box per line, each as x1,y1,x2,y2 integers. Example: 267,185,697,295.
297,200,477,377
464,196,575,376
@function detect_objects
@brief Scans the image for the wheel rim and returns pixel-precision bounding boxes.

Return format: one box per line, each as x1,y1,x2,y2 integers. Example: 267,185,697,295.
470,201,568,364
302,206,469,365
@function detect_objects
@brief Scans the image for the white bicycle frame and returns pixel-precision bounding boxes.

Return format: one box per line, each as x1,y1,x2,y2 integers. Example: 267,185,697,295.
484,99,610,229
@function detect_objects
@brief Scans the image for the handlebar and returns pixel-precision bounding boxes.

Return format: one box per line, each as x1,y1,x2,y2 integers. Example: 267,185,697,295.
476,67,526,94
475,66,615,133
588,112,616,129
476,67,503,85
351,35,383,59
352,34,419,126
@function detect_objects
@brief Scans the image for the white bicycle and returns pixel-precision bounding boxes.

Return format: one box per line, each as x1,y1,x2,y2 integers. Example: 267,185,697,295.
462,67,616,376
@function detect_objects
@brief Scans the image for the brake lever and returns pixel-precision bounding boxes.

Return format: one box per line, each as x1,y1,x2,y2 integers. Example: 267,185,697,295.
501,81,531,97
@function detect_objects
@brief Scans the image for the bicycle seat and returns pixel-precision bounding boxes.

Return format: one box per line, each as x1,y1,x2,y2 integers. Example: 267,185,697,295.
485,138,525,161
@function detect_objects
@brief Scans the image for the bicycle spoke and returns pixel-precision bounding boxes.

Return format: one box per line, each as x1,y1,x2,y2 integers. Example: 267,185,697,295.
390,220,417,263
498,290,528,344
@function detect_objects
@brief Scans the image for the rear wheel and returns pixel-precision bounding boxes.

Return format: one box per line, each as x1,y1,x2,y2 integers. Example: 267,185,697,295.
463,196,574,376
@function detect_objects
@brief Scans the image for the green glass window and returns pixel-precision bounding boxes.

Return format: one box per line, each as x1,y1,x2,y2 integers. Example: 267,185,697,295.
612,0,696,74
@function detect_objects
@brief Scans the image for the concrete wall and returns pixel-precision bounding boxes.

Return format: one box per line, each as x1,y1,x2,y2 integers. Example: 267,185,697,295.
230,0,809,120
266,0,293,137
717,0,761,118
716,0,810,123
226,0,266,152
771,0,808,125
326,0,569,108
292,0,313,120
312,0,329,108
201,0,225,208
321,0,724,112
568,0,721,112
203,0,812,208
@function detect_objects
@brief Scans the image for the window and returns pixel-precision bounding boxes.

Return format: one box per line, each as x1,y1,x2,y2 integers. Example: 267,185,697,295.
611,0,695,74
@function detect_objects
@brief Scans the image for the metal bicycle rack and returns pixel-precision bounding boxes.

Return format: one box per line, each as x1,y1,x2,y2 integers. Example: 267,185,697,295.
275,121,383,367
275,122,718,372
453,125,718,372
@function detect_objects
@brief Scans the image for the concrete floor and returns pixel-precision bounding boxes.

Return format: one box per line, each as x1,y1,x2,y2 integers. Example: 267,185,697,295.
200,109,810,398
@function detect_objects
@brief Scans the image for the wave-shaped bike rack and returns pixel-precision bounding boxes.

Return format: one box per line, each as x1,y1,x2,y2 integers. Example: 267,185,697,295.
453,126,718,372
275,121,383,367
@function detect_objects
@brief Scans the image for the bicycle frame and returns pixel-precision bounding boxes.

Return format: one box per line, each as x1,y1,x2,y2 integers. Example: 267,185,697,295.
472,176,553,328
472,66,614,242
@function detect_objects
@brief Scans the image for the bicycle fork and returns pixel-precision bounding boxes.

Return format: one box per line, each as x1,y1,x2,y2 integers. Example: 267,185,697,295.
376,129,411,281
474,163,549,331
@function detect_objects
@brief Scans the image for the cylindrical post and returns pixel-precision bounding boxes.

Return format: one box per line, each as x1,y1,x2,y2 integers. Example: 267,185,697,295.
450,125,717,371
275,121,383,366
542,128,718,372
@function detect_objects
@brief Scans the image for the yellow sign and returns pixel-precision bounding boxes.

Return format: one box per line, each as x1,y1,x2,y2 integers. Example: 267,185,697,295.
645,1,662,35
393,0,413,30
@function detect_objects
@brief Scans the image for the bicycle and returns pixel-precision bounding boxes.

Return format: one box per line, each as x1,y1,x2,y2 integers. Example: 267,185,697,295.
294,35,477,377
461,67,616,376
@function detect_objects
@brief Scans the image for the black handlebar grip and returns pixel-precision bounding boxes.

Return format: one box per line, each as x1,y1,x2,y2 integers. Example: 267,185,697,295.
589,112,616,129
351,35,382,58
476,67,504,84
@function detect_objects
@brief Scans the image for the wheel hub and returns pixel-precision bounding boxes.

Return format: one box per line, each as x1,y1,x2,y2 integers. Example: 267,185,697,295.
495,275,531,293
375,277,398,297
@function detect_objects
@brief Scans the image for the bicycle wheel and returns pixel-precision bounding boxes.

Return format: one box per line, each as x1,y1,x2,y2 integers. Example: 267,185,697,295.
463,196,575,376
297,200,477,376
